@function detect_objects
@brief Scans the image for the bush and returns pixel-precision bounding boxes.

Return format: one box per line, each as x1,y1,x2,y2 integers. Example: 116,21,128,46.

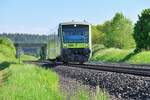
0,38,16,58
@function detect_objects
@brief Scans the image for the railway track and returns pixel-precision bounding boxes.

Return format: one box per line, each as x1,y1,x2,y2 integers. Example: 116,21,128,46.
25,60,150,77
65,63,150,77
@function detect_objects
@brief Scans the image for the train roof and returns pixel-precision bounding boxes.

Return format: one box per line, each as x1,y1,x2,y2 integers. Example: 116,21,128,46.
59,21,90,26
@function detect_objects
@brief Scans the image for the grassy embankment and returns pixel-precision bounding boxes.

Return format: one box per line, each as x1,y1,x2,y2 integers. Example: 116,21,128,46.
0,38,109,100
0,38,63,99
91,44,150,64
0,64,63,99
19,54,38,61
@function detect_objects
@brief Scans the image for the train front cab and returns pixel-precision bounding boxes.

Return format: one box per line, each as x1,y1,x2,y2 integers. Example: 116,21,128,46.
58,22,92,63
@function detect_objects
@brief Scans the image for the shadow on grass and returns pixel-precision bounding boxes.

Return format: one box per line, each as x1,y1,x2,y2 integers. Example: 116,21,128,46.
0,62,11,71
0,61,12,85
119,50,140,62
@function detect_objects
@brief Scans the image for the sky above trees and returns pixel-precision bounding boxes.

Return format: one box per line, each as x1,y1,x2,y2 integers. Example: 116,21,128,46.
0,0,150,34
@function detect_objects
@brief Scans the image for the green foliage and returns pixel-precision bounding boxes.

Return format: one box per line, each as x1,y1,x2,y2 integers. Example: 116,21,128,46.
133,8,150,51
0,53,8,63
91,25,105,44
92,13,135,49
0,38,16,58
101,13,135,49
0,37,14,48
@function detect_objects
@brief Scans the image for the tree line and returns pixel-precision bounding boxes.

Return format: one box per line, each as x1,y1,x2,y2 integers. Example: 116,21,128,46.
92,8,150,52
0,33,50,44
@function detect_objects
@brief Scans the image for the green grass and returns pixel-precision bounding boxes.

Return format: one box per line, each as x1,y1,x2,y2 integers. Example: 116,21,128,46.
0,37,16,57
0,64,64,100
0,38,16,63
0,53,9,62
20,54,38,61
0,52,16,63
91,48,133,62
91,44,150,64
92,44,106,56
0,44,15,58
128,51,150,64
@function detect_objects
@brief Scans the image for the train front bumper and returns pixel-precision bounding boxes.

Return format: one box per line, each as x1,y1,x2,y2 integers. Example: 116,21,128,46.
61,48,91,62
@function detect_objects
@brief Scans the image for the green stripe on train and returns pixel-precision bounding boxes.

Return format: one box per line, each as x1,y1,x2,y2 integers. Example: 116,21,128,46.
62,43,89,48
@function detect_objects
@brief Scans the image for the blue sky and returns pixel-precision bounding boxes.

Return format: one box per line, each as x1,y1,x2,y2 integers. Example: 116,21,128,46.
0,0,150,34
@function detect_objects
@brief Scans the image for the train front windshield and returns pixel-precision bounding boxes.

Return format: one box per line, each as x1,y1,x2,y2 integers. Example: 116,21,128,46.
62,25,89,43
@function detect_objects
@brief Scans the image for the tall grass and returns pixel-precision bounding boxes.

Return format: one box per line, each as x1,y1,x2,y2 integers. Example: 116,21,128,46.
92,44,150,64
91,48,133,62
0,64,64,100
128,51,150,64
70,85,109,100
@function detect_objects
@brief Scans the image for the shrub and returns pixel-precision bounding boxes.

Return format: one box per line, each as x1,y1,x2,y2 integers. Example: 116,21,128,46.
0,37,16,58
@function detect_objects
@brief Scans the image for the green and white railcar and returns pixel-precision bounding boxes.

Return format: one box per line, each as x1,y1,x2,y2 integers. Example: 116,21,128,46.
48,21,92,63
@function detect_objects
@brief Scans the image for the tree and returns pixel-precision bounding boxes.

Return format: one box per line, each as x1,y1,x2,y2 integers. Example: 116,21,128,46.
101,13,135,49
133,8,150,51
91,25,105,44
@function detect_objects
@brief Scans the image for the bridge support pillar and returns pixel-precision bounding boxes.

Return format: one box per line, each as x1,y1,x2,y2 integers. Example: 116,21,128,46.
16,46,22,58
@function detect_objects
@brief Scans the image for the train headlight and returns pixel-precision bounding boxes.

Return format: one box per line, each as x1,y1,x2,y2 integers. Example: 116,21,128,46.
64,44,67,47
74,24,77,27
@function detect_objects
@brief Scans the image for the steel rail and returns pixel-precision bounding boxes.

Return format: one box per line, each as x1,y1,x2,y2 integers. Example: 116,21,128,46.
64,63,150,77
24,60,150,77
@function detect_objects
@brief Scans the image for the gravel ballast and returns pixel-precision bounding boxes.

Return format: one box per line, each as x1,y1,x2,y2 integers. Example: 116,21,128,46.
53,65,150,100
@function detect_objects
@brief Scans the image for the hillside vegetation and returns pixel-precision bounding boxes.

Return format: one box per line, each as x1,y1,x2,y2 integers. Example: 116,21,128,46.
92,13,135,49
91,8,150,64
0,38,63,99
20,54,38,61
91,44,150,64
0,38,16,62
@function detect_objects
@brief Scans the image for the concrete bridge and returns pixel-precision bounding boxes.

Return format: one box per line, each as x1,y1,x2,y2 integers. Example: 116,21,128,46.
14,43,48,60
